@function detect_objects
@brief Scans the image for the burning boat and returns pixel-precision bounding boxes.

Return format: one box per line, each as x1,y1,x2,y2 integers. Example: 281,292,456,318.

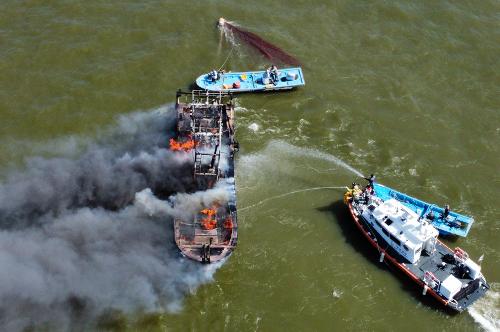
344,183,489,312
171,90,238,263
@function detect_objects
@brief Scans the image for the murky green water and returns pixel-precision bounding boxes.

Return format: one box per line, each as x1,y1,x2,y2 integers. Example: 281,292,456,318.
0,1,498,331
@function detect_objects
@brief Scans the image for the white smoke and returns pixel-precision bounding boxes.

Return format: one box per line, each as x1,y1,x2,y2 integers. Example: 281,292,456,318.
136,181,231,221
0,106,226,331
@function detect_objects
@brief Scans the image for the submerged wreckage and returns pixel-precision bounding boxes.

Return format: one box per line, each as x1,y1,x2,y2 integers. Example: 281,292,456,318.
171,90,238,263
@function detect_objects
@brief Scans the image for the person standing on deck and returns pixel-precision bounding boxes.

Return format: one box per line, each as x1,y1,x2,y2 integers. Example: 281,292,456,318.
209,69,219,82
364,174,376,189
442,204,450,219
270,65,279,84
201,244,207,263
427,210,435,221
206,238,213,264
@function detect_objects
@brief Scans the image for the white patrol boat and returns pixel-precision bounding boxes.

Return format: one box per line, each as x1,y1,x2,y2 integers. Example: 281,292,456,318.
344,185,489,312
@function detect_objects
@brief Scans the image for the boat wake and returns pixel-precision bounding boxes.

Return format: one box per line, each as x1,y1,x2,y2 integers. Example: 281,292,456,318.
0,105,226,331
468,283,500,332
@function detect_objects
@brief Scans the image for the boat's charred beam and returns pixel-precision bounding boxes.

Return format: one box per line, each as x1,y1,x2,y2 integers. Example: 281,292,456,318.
172,89,238,264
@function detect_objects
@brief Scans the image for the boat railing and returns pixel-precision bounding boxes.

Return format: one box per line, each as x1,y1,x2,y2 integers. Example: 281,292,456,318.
454,247,469,263
177,89,232,102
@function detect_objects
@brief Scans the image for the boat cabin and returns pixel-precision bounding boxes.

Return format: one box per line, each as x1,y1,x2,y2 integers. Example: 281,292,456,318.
362,199,439,263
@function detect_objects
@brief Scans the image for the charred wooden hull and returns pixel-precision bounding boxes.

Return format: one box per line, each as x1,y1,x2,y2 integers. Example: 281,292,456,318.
172,91,238,264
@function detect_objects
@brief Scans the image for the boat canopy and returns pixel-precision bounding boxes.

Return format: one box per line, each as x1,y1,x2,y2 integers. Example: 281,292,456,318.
367,199,439,263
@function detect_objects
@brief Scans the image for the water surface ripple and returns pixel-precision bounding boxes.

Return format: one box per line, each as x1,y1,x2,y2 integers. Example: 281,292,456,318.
0,1,498,331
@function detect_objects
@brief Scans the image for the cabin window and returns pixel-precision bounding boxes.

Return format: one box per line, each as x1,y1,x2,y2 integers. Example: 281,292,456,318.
382,228,389,236
403,245,409,251
389,234,401,246
385,219,394,226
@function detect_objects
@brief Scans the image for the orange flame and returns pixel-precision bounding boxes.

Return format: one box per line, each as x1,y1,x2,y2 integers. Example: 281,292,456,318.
200,208,218,230
169,138,195,151
201,218,217,230
201,208,216,217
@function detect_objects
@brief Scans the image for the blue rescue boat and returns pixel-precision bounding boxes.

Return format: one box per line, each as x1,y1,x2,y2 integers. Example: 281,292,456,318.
195,67,305,92
373,183,474,237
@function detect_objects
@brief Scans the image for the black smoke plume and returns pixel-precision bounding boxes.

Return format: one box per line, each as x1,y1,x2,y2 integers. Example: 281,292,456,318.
0,105,225,331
